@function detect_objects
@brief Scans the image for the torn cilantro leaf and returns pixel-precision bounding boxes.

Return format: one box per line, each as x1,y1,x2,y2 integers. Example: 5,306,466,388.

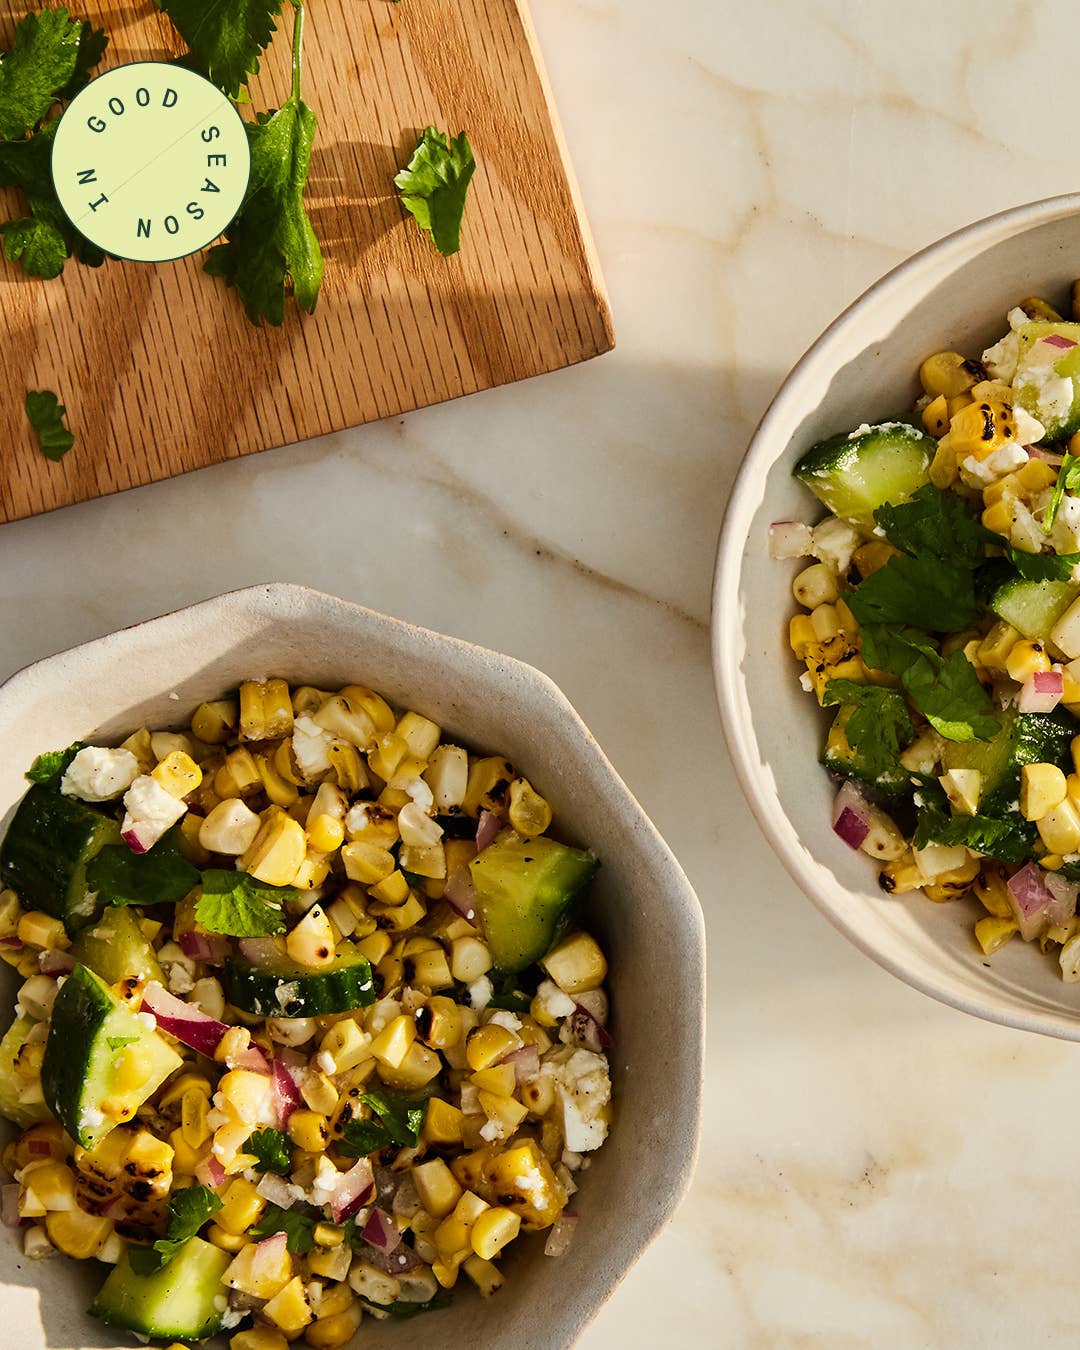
847,553,980,632
912,807,1034,863
203,1,321,325
0,8,84,140
195,870,293,936
128,1185,222,1275
860,626,998,744
250,1203,316,1253
247,1128,292,1175
821,680,914,778
394,126,476,257
26,740,83,785
106,1035,140,1052
25,389,74,460
154,0,284,99
874,484,996,569
1007,547,1080,582
339,1091,428,1158
3,216,65,278
86,827,200,908
61,20,107,100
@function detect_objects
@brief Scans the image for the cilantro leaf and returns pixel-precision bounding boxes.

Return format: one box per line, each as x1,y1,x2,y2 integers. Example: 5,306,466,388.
25,389,74,460
250,1202,316,1253
246,1128,292,1175
1045,455,1080,532
26,740,83,785
1007,547,1080,582
106,1035,139,1052
154,0,284,99
61,21,107,100
86,826,200,908
339,1091,428,1158
3,216,65,278
394,126,476,257
847,554,980,632
821,680,914,778
912,807,1035,863
874,484,996,569
129,1185,223,1274
195,870,293,936
903,649,1000,743
0,8,84,140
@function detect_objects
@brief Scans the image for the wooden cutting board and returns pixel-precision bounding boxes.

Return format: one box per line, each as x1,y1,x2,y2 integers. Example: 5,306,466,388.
0,0,613,522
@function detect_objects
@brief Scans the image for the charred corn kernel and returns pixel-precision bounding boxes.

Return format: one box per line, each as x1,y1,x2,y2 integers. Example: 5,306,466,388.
788,614,817,659
521,1074,556,1116
217,1065,272,1118
305,1306,362,1349
1038,797,1080,854
152,751,202,800
397,803,443,849
328,742,366,795
406,947,453,991
199,797,262,855
191,699,237,744
16,911,69,951
422,1097,465,1148
975,915,1019,955
478,1091,529,1136
313,1222,345,1248
1043,854,1066,873
504,778,552,839
1021,763,1068,821
471,1063,517,1096
216,1178,267,1236
341,841,395,885
120,727,154,773
462,757,516,818
412,1158,463,1219
541,931,607,994
231,1329,291,1350
791,562,839,609
224,1239,295,1301
434,1190,490,1257
809,604,841,643
319,1020,371,1075
239,679,293,742
208,1223,248,1254
399,842,447,880
300,1071,339,1117
450,937,493,984
466,1024,519,1072
947,392,974,417
180,1088,211,1150
22,1226,54,1260
370,1015,418,1069
366,869,409,909
45,1208,113,1260
1006,640,1053,683
287,1110,330,1154
1019,296,1063,322
263,1276,313,1337
286,904,336,969
368,732,409,781
177,814,212,867
24,1161,76,1212
938,769,981,817
241,806,307,887
416,996,463,1050
168,1127,207,1177
944,401,1017,460
853,541,900,578
977,621,1023,674
395,711,441,760
111,1041,158,1097
214,747,262,799
981,499,1016,537
337,685,395,734
307,813,344,855
432,1256,464,1289
370,892,427,931
920,351,981,399
293,853,333,892
463,1253,504,1297
151,731,197,762
424,745,469,811
356,930,392,966
343,802,399,847
488,1140,567,1229
921,393,949,437
273,739,303,788
379,1040,442,1091
1017,459,1058,491
160,1072,213,1111
255,752,299,808
348,1261,401,1304
224,1151,260,1177
470,1206,521,1261
982,473,1018,507
0,890,22,939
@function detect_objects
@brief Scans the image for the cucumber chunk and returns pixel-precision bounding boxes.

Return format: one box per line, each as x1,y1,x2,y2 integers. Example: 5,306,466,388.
469,830,599,974
42,964,183,1148
0,1014,50,1129
225,942,376,1017
941,707,1074,816
991,576,1078,642
820,707,910,798
1014,322,1080,442
70,907,164,987
0,784,122,931
793,421,934,528
89,1236,231,1340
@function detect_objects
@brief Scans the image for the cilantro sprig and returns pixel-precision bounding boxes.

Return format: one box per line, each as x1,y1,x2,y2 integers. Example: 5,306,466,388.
25,739,83,785
339,1091,428,1158
821,680,914,778
246,1127,292,1175
395,127,476,258
911,805,1035,863
195,870,294,936
250,1202,317,1253
85,826,200,908
128,1185,222,1275
153,0,284,100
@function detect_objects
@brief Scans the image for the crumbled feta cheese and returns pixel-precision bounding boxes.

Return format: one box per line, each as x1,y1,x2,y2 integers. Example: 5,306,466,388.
168,691,180,702
982,330,1019,382
275,981,301,1010
543,1049,611,1153
468,976,493,1011
121,774,186,851
959,442,1028,489
811,516,861,574
798,671,813,693
459,1083,480,1115
80,1106,105,1129
345,802,373,835
405,776,434,812
367,997,401,1036
847,422,873,439
479,1119,502,1142
1008,499,1044,554
487,1010,523,1033
61,746,139,802
1011,406,1047,446
533,979,575,1022
767,521,813,560
1008,306,1030,332
220,1308,244,1331
316,1050,336,1076
292,715,335,782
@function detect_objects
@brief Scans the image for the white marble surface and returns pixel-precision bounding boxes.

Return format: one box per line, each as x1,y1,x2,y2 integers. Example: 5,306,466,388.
5,1,1080,1345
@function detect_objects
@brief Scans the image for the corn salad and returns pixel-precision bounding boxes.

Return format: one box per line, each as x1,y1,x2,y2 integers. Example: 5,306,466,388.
0,679,612,1345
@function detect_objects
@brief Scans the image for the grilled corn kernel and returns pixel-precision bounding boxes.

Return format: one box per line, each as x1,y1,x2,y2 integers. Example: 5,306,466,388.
1038,797,1080,854
974,915,1019,955
422,1097,465,1146
305,1306,362,1350
466,1024,519,1072
209,1223,248,1253
239,679,294,742
919,351,981,399
341,841,395,886
168,1127,206,1177
366,870,409,907
180,1088,211,1150
325,741,364,795
319,1020,371,1075
199,797,261,855
241,806,307,887
313,1222,345,1248
378,1040,442,1091
921,393,949,437
788,614,817,659
981,499,1016,537
1021,763,1068,822
971,862,1014,918
977,621,1023,674
809,603,841,643
368,732,409,781
370,1014,417,1070
151,751,202,800
307,813,345,855
348,1261,400,1304
450,937,493,984
45,1208,113,1260
412,1158,464,1219
424,745,469,810
356,930,392,966
434,1190,490,1257
370,892,427,931
470,1206,521,1261
287,1110,330,1153
462,757,515,818
338,685,396,734
216,1178,266,1236
463,1253,504,1297
541,931,607,994
416,995,463,1050
191,699,237,745
255,752,299,809
507,778,553,839
286,904,336,969
471,1064,517,1097
16,911,69,951
395,711,442,760
231,1331,290,1350
214,747,262,799
852,541,900,578
160,1072,213,1111
263,1276,313,1337
1006,640,1053,683
791,562,839,609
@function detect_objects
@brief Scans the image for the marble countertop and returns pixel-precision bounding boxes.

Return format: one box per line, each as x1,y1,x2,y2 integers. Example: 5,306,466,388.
5,1,1080,1345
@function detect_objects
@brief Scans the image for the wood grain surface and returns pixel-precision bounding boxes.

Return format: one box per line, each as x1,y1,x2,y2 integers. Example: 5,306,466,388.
0,0,613,522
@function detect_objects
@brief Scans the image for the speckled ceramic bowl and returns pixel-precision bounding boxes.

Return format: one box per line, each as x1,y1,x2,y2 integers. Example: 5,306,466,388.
0,582,705,1349
713,192,1080,1042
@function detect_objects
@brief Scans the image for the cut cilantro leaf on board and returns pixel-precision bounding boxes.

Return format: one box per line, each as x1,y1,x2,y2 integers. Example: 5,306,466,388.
0,7,85,140
394,126,476,257
25,388,74,460
154,0,284,100
203,1,322,325
61,20,107,100
195,870,293,937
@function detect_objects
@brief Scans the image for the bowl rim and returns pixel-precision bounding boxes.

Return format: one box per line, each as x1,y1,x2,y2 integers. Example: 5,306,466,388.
0,580,708,1339
711,191,1080,1041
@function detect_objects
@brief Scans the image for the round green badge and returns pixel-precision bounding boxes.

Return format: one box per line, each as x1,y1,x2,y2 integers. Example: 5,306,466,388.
51,63,251,264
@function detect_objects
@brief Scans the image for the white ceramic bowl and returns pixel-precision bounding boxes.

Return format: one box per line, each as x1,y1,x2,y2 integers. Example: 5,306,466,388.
713,192,1080,1043
0,583,705,1350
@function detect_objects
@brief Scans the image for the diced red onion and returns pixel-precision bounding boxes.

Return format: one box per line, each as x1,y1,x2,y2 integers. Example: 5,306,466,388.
179,930,230,966
249,1231,289,1284
238,937,285,968
227,1041,270,1074
768,520,814,560
1019,671,1063,714
1,1186,19,1229
141,982,228,1056
361,1205,401,1253
544,1213,578,1258
831,782,872,850
121,826,151,855
0,937,21,949
271,1059,303,1128
331,1158,375,1224
476,811,500,852
103,1196,128,1222
195,1156,226,1189
573,1004,615,1051
1028,447,1065,466
1008,863,1055,918
26,1140,53,1158
38,950,75,976
1045,872,1079,926
443,867,477,923
499,1042,541,1084
1043,334,1077,349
